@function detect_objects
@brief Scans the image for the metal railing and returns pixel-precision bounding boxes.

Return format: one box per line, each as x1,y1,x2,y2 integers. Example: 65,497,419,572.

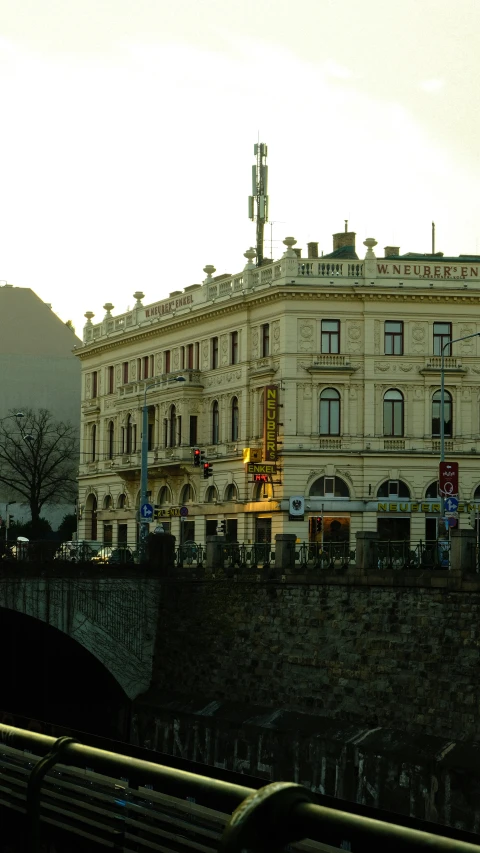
296,541,354,571
1,723,479,852
175,542,205,568
373,539,450,570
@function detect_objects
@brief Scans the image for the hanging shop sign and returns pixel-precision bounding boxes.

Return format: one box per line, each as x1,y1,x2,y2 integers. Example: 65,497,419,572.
264,385,278,462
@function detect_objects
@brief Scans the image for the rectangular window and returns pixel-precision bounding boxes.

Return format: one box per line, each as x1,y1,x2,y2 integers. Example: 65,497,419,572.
324,477,335,496
384,321,404,355
321,320,340,354
91,371,98,398
212,336,219,369
187,343,194,369
388,480,399,497
143,355,150,379
261,324,270,357
122,362,129,384
195,342,200,369
231,331,239,364
164,350,171,373
189,415,198,446
108,365,114,394
180,346,185,369
434,322,452,356
147,422,154,451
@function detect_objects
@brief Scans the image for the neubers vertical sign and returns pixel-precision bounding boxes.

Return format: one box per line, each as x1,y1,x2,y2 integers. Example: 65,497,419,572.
264,385,278,461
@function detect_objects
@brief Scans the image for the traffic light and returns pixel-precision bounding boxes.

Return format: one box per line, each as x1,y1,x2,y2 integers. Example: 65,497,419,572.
203,462,213,479
200,451,205,464
193,448,201,466
6,515,14,529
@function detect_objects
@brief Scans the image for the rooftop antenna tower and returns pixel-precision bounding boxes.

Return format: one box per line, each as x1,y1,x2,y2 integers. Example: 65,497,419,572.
248,142,269,267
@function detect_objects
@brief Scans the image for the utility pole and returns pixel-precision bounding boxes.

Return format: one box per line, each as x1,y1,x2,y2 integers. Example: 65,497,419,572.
248,142,269,268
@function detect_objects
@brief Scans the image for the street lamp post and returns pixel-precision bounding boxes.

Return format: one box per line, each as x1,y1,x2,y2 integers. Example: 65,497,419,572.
139,376,186,558
440,333,480,522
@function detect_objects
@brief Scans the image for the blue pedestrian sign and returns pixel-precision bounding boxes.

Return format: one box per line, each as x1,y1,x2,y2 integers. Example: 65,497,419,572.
140,502,154,520
444,496,459,513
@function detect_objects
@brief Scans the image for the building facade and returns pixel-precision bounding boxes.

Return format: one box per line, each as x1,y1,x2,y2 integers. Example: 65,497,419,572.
0,284,81,529
76,231,480,549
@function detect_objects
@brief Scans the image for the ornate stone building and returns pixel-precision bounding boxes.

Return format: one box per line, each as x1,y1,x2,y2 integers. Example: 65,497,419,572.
76,230,480,548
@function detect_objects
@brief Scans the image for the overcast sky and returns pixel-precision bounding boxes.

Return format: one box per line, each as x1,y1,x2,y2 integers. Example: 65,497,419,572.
1,0,480,334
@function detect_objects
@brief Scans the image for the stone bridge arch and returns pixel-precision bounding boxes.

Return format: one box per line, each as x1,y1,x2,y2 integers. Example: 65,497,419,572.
0,576,160,699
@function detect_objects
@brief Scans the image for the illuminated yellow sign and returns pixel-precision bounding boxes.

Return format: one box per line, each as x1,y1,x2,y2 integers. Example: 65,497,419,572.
377,502,475,513
247,463,277,475
264,385,278,462
242,448,262,463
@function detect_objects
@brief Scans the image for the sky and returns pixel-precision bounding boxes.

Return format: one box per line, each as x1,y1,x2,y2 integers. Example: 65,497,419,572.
1,0,480,335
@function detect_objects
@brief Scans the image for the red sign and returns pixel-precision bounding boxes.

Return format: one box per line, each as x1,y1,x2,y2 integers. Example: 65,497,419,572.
439,462,459,497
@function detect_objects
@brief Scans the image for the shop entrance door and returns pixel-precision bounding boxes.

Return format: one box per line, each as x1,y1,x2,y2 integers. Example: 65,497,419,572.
255,518,271,543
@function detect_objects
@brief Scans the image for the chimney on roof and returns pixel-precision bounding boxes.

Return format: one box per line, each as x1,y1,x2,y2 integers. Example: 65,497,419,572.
384,246,400,256
293,248,301,258
333,230,356,252
307,242,319,258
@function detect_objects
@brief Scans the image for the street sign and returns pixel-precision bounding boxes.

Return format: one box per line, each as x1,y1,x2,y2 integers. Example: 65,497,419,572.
439,462,459,496
444,496,459,513
180,506,189,517
446,516,458,528
140,502,154,520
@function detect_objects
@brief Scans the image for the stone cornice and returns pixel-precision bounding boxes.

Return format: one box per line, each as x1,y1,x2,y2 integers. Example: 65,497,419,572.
77,285,480,360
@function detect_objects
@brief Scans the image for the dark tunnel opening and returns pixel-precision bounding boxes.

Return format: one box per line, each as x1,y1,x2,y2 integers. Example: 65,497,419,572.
0,608,130,740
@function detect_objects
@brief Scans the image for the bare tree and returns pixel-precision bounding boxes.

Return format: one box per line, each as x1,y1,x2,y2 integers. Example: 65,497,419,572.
0,409,78,537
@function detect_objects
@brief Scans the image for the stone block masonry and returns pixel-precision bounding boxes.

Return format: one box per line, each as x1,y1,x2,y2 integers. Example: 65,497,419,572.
149,578,480,742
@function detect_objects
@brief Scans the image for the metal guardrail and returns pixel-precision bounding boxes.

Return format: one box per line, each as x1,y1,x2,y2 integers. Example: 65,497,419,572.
1,723,480,852
373,540,450,570
0,538,454,573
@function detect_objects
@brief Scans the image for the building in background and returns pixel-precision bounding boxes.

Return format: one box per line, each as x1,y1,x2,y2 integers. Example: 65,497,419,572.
0,284,81,529
75,229,480,549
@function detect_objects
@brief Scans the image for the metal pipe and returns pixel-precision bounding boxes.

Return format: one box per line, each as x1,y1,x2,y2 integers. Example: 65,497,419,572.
2,723,480,852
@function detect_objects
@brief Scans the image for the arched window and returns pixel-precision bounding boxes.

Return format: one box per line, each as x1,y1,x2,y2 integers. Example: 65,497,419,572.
91,424,97,461
117,493,126,509
319,388,340,435
158,486,171,505
103,494,112,510
212,401,219,444
253,479,272,501
181,484,194,504
377,480,410,498
231,397,239,442
205,485,217,503
432,390,452,437
107,421,114,460
85,493,97,539
383,389,404,436
309,476,349,498
169,405,177,448
225,483,238,502
425,481,439,498
474,485,480,500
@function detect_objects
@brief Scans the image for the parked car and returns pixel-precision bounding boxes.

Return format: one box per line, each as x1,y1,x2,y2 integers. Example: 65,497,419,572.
54,541,100,562
90,546,136,564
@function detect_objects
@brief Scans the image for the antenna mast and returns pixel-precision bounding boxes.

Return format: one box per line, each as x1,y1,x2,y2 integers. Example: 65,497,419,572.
248,142,269,267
